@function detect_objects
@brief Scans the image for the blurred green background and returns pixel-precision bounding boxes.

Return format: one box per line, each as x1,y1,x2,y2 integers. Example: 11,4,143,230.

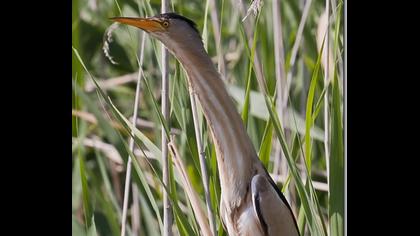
72,0,343,235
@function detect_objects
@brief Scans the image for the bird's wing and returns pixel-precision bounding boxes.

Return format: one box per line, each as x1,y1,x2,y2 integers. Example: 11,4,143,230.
251,174,300,236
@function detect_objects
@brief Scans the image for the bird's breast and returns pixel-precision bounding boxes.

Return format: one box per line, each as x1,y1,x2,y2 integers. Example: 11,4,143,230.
221,196,264,236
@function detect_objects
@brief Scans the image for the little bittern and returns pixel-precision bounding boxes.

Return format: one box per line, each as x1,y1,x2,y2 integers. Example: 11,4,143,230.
111,13,300,236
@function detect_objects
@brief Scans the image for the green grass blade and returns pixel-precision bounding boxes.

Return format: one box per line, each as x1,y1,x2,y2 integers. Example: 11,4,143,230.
112,108,163,160
92,80,196,236
329,2,344,236
304,34,325,174
264,95,325,236
79,155,98,236
73,86,129,161
122,137,165,234
258,119,273,168
283,30,330,234
73,47,165,233
241,12,261,126
126,139,196,236
87,219,98,236
139,193,161,236
73,1,345,235
202,0,210,50
142,74,171,139
329,74,344,236
228,85,325,141
304,74,316,173
72,146,84,213
95,150,122,219
108,98,199,236
93,182,120,236
297,205,306,236
312,83,329,124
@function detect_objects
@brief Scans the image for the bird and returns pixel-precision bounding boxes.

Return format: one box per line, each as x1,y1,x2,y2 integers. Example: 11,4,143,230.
111,13,300,236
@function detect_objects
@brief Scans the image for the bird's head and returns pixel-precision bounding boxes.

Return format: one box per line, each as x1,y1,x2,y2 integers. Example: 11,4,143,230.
111,13,202,55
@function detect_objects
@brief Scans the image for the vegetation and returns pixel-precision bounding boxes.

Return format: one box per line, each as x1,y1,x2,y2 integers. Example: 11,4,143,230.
72,0,344,235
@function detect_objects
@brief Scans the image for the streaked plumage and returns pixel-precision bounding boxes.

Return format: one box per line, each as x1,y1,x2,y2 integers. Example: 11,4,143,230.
111,13,300,236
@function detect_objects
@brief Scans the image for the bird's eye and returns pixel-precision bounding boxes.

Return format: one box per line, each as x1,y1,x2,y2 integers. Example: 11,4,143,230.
162,20,169,28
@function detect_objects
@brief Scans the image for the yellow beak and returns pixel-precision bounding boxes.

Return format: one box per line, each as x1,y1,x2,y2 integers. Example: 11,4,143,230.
110,17,164,32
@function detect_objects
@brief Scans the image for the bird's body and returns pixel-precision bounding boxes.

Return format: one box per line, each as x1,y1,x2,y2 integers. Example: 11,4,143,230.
112,13,300,236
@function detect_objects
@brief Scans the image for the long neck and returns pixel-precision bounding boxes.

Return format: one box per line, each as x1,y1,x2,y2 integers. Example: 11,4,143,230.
172,44,259,201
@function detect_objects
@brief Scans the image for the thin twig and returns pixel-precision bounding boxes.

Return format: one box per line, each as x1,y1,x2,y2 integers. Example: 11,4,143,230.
317,12,334,82
325,0,331,175
209,0,226,77
161,1,173,236
72,136,154,164
72,136,123,165
272,0,287,112
131,185,141,236
323,4,331,236
272,0,287,179
283,0,313,106
316,6,331,205
121,31,147,236
131,32,148,236
85,73,138,92
72,110,122,130
189,89,217,236
270,174,328,192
